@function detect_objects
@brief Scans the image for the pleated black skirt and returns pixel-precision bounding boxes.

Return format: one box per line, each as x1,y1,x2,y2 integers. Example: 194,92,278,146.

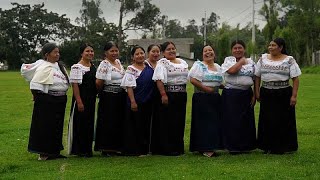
189,93,223,152
257,86,298,153
94,91,126,153
150,92,187,155
122,100,153,155
221,88,256,152
28,93,67,155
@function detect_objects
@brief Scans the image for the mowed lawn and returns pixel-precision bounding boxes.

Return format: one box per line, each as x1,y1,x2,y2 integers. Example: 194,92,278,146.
0,71,319,179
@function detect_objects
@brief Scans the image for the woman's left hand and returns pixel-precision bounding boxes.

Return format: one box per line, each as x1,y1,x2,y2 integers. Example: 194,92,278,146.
250,95,256,107
290,96,297,106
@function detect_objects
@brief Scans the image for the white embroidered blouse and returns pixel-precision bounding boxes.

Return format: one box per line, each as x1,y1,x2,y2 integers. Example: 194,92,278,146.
254,54,301,81
152,58,189,85
96,59,125,85
69,64,90,84
221,56,255,90
188,60,223,87
120,65,142,88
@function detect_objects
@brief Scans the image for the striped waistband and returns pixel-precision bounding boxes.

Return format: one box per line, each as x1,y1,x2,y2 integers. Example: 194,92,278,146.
262,80,289,89
48,90,67,96
165,85,186,92
103,85,124,93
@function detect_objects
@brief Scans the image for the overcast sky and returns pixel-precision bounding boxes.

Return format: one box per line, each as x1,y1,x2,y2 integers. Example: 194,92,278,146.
1,0,266,38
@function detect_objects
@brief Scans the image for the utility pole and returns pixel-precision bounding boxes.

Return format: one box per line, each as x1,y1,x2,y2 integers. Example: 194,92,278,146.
252,0,256,60
203,11,207,46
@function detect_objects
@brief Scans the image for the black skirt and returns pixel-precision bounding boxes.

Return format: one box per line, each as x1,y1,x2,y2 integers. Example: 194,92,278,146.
28,93,67,155
189,93,223,152
257,86,298,153
122,100,153,155
221,88,256,152
94,91,126,153
150,92,187,155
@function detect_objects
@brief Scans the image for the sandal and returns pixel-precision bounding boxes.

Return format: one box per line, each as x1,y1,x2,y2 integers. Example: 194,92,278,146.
38,154,49,161
203,152,215,157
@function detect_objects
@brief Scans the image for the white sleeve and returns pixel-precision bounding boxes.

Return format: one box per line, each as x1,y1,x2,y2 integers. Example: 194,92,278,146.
221,56,236,73
96,61,111,81
69,64,83,84
120,66,137,88
21,59,45,82
289,57,302,78
254,58,262,77
152,60,167,83
188,61,203,82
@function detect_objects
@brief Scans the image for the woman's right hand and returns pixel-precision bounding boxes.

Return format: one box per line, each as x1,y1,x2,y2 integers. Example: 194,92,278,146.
161,95,169,105
131,102,138,112
77,102,84,112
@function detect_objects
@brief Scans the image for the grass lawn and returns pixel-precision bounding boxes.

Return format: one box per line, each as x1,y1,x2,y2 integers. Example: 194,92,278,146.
0,71,319,179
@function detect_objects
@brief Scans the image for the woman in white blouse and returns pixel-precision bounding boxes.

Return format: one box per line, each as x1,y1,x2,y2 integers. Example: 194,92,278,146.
255,38,301,154
121,46,156,156
94,41,126,155
67,43,97,157
221,40,256,154
21,43,69,160
188,45,224,157
151,41,189,156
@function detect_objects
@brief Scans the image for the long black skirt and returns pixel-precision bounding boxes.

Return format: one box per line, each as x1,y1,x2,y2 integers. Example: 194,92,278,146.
94,91,126,153
189,93,223,152
122,100,153,155
221,88,256,152
68,95,96,155
257,86,298,153
28,93,67,155
151,92,187,155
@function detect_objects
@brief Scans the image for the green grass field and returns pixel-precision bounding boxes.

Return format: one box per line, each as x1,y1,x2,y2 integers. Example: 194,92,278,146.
0,71,319,179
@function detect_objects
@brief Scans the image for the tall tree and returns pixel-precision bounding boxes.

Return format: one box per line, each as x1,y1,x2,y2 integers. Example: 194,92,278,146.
0,3,75,69
259,0,281,41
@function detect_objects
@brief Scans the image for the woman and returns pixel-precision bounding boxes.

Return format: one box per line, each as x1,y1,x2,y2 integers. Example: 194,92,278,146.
189,45,224,157
255,38,301,154
21,43,69,160
151,41,189,156
221,40,256,154
145,44,161,69
68,43,97,157
94,41,126,155
121,46,156,156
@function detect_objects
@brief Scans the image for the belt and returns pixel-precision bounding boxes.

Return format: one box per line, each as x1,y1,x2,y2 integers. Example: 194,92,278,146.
165,85,186,92
48,90,67,96
194,86,219,94
103,85,124,93
262,80,289,89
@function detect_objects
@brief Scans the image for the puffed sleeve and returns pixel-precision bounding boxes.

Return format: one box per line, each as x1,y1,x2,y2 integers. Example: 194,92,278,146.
288,56,302,78
221,56,236,73
152,58,168,83
96,61,112,81
21,59,45,81
69,64,83,84
120,66,137,88
188,61,204,81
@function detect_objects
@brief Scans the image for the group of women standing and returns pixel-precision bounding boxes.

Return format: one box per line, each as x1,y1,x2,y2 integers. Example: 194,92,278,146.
21,37,301,160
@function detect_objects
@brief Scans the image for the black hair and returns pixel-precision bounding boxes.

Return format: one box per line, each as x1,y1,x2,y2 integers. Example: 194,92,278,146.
131,45,145,56
231,40,246,49
202,44,215,53
104,41,118,51
272,38,288,55
41,43,58,60
160,41,176,52
147,44,161,53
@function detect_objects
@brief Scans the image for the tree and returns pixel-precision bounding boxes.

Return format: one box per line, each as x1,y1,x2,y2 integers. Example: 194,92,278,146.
259,0,281,42
0,3,75,69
